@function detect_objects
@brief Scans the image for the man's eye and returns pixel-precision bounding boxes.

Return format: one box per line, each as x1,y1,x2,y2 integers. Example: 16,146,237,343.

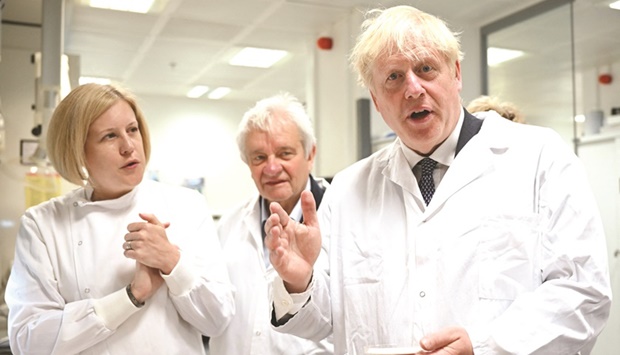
421,65,433,73
387,73,399,81
279,151,295,159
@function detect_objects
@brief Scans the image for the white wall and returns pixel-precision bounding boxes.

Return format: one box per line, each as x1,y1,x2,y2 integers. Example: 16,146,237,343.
139,95,256,217
578,62,620,133
311,10,358,178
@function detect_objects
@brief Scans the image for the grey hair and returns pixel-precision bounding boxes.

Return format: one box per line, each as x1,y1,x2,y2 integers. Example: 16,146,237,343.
237,92,316,163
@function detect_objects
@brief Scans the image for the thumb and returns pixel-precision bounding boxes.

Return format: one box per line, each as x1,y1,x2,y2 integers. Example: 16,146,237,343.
139,213,169,228
300,190,318,228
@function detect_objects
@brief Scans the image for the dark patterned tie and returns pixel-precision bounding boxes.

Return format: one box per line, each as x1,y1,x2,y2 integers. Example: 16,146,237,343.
417,158,437,205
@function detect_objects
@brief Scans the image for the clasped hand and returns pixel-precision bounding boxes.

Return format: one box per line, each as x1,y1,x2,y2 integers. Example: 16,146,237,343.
123,212,179,303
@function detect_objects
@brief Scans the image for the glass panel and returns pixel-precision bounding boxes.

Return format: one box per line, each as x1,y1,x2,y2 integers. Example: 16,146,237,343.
486,3,574,146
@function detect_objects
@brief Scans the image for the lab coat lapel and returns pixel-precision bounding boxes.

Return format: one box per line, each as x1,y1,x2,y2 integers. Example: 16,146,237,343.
430,113,511,211
382,141,419,197
241,196,263,250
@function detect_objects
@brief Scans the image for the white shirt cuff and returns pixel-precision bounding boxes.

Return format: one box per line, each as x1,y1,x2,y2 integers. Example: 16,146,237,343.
93,287,141,330
272,275,313,321
162,251,196,296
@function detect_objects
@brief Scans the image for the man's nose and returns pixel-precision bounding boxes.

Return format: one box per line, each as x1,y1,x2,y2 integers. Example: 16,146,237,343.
263,156,283,175
404,70,425,99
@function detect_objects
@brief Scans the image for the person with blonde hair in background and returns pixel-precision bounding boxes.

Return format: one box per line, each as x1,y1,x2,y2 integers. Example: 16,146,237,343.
264,5,610,355
209,92,333,355
5,83,235,354
467,95,525,123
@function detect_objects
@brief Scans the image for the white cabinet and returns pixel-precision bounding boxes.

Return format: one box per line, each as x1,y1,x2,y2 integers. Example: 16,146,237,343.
577,132,620,355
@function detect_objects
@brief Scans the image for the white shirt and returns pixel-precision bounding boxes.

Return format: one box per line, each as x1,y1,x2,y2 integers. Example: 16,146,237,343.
272,111,611,355
6,179,235,355
211,177,333,355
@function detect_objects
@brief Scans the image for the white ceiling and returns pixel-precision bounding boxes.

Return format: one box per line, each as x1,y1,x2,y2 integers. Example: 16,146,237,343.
2,0,620,105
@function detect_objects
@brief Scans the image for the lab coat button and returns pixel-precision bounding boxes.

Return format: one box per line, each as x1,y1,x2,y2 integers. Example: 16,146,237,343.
419,291,426,298
73,202,79,207
281,300,289,306
78,241,83,246
255,331,261,336
84,288,90,293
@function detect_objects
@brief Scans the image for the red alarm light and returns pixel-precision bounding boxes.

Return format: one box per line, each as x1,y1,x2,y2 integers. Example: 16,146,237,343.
317,37,333,50
599,74,613,85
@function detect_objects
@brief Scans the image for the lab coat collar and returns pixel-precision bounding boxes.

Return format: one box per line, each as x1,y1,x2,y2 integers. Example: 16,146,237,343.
380,110,512,213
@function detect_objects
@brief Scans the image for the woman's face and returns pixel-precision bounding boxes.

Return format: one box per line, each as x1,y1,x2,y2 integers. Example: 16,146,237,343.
84,100,146,201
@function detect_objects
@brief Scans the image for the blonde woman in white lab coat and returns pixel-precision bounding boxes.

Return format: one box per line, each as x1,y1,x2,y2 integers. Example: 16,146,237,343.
6,83,235,354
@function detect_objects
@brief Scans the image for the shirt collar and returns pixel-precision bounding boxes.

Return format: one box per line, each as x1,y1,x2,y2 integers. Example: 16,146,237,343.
400,107,464,169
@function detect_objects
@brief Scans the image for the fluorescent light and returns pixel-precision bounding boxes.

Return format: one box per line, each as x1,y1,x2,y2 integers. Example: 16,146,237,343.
487,47,524,66
229,47,287,68
186,85,209,99
0,219,15,229
207,87,231,100
610,1,620,10
79,76,111,85
89,0,155,13
574,114,586,123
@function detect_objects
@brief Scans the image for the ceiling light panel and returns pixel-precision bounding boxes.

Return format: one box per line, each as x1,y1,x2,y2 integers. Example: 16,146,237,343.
207,87,231,100
186,85,209,98
89,0,155,13
228,47,288,69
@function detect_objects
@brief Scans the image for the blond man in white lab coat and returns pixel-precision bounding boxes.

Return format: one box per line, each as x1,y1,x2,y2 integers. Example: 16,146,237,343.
264,6,611,355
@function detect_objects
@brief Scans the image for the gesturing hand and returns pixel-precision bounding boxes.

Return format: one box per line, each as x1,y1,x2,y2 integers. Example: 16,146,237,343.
264,190,322,293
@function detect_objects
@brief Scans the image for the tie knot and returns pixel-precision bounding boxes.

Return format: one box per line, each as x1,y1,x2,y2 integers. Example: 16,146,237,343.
418,157,437,175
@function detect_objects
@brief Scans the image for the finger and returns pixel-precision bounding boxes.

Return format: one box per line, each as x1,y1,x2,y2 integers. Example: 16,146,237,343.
269,201,291,228
124,231,138,242
420,326,469,352
139,212,168,227
300,190,318,228
123,242,136,258
123,249,135,258
264,213,281,249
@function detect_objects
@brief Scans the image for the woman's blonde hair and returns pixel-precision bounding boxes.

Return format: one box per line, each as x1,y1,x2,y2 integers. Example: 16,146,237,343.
466,95,525,123
349,5,463,88
47,83,151,186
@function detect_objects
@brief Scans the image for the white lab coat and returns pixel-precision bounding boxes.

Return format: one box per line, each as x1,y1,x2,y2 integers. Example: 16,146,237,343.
6,179,235,355
211,178,333,355
273,112,611,355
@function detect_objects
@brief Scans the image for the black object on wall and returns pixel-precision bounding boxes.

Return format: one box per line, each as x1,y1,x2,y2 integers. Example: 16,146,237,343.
357,98,372,160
